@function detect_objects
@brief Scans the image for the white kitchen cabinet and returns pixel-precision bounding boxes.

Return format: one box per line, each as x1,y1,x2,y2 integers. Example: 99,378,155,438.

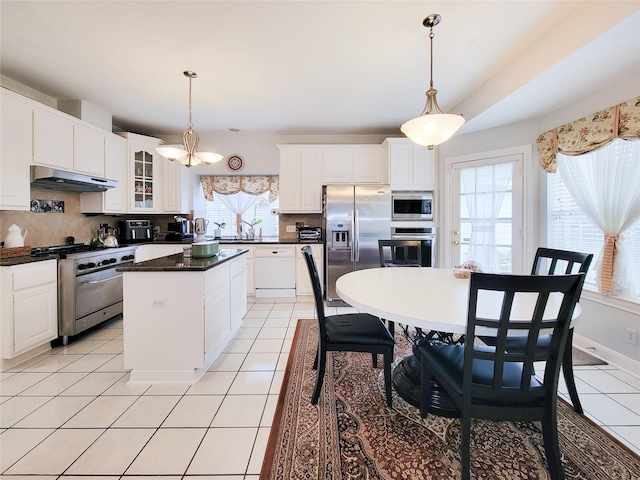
0,89,32,211
122,251,248,382
322,148,354,183
277,146,323,213
322,145,385,184
1,260,58,361
81,133,128,213
296,244,323,296
353,147,384,183
73,123,105,177
384,138,435,190
229,256,247,330
120,132,160,213
161,154,192,214
33,106,74,170
243,246,255,295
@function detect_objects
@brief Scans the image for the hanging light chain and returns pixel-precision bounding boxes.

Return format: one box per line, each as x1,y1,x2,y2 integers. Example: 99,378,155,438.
429,28,435,90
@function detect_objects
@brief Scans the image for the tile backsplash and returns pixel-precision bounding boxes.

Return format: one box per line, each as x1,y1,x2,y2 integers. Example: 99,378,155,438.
278,214,323,241
0,188,117,247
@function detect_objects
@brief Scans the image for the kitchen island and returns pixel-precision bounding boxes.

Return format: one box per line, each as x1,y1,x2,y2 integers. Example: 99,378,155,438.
117,248,248,383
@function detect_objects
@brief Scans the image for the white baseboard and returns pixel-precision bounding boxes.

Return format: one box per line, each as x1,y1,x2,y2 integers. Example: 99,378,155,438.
573,334,640,378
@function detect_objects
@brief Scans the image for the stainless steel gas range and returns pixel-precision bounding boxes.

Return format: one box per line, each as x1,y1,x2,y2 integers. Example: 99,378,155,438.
31,244,136,345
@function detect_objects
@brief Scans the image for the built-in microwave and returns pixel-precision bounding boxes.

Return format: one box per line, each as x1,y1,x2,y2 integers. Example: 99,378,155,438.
391,191,433,221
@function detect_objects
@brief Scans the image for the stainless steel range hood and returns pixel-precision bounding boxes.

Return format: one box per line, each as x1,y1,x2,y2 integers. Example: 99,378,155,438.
31,166,117,192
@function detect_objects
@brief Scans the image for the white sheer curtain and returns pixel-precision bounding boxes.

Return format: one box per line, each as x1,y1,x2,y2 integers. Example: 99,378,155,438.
557,139,640,294
215,191,260,236
461,162,513,273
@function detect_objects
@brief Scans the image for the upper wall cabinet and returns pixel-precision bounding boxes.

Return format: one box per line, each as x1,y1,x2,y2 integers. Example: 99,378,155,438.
33,106,74,170
0,89,32,211
81,134,128,214
161,154,192,214
322,146,385,184
384,138,435,190
73,123,105,177
120,133,160,213
118,132,190,214
278,146,322,213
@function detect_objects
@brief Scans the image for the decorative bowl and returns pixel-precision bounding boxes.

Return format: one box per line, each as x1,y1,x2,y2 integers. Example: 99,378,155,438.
452,267,473,279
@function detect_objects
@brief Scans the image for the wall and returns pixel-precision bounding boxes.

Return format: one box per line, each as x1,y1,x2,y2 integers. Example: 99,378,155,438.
438,75,640,370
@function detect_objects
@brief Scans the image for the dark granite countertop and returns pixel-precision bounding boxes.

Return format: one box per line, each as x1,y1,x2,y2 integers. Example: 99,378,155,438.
131,237,322,246
116,248,248,272
0,254,58,267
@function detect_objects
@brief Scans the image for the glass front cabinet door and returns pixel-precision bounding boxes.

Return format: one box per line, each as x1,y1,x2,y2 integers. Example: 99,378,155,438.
130,146,156,212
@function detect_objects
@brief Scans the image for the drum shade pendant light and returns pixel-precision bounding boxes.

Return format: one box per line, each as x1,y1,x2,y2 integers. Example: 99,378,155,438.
401,14,465,149
156,71,223,168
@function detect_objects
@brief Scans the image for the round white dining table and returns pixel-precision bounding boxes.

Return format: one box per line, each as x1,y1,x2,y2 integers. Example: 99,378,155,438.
336,267,581,335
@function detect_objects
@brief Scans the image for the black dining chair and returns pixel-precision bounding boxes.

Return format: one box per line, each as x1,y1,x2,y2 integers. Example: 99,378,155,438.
378,239,423,336
417,272,585,480
301,246,395,407
480,248,593,413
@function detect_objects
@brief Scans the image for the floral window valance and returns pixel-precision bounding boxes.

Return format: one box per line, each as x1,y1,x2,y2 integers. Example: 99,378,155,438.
536,96,640,173
201,175,279,202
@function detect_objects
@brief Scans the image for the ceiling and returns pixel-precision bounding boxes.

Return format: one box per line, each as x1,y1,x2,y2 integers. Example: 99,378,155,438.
1,1,638,138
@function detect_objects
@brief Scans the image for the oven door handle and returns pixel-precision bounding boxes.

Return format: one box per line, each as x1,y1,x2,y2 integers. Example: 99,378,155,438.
81,274,123,285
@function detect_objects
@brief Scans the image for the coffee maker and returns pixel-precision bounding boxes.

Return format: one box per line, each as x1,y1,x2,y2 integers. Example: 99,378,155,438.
194,218,209,242
166,216,193,241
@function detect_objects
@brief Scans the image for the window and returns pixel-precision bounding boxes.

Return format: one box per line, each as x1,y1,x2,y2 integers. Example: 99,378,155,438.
203,191,279,238
547,141,640,302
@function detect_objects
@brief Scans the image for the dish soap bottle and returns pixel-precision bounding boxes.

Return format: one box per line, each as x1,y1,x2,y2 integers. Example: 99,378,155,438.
258,228,263,240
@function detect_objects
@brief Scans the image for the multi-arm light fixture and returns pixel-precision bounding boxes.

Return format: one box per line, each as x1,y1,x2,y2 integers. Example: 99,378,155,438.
156,71,223,168
401,14,465,149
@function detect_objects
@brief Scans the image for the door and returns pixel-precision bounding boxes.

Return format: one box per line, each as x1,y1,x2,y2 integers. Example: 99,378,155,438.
446,148,525,273
354,185,391,271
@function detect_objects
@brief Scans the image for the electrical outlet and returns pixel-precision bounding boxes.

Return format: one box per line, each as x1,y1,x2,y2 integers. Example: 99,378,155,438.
625,328,637,345
152,300,166,308
286,225,296,233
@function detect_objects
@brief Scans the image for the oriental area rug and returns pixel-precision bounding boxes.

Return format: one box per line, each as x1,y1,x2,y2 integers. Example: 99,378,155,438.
260,319,640,480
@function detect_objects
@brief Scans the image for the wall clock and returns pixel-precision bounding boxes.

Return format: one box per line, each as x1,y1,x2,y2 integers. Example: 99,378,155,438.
227,155,244,171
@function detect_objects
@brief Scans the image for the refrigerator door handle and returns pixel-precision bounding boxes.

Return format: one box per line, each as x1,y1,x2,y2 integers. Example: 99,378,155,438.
350,210,355,262
354,209,360,262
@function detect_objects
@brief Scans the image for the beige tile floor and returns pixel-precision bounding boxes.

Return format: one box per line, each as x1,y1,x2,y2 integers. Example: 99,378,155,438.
1,299,639,477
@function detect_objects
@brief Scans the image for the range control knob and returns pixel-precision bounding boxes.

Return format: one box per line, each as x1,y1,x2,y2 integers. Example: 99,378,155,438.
86,262,96,269
78,264,88,270
109,258,117,264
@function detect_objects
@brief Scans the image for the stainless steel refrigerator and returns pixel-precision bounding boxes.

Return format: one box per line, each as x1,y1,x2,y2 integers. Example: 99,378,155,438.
324,184,391,306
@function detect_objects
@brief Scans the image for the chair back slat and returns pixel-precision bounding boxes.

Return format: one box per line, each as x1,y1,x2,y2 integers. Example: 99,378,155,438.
378,240,422,267
463,272,585,403
301,246,327,334
532,247,593,277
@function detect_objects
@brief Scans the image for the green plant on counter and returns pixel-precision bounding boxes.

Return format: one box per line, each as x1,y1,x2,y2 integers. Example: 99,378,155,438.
241,218,262,228
213,221,226,229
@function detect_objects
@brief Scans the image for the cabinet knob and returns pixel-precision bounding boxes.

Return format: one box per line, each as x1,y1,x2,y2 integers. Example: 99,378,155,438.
452,240,460,245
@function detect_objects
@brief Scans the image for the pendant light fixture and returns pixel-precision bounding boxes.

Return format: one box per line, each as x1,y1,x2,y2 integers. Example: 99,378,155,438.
156,71,223,168
401,14,465,149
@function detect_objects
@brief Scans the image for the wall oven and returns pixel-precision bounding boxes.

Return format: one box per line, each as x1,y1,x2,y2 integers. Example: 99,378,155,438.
391,191,433,221
390,223,436,268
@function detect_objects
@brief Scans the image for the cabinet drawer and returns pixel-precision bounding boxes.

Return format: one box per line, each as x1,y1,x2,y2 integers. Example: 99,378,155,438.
204,264,229,295
229,256,245,278
254,246,295,258
12,260,56,291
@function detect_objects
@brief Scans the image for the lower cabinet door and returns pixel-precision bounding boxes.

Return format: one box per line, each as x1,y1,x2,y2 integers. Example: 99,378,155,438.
230,271,247,328
13,284,57,356
204,284,230,364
